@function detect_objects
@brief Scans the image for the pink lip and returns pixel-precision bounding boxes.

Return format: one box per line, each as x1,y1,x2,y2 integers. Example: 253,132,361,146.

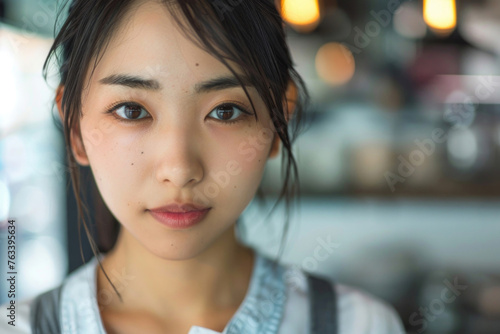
148,208,211,229
149,203,210,213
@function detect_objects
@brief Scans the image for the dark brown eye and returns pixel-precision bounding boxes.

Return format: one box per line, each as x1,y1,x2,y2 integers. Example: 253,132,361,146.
114,103,149,121
209,103,249,124
216,105,236,120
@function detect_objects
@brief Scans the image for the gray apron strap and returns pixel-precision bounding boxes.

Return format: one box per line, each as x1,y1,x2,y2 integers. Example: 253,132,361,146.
307,274,338,334
29,284,63,334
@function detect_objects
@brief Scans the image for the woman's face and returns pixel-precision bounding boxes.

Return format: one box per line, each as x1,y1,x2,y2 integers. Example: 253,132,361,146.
67,0,280,259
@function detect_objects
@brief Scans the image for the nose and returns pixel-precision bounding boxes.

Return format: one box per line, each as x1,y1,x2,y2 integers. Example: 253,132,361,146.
154,124,204,188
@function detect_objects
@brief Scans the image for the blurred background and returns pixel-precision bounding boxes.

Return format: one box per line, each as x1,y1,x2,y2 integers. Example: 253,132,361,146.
1,0,500,333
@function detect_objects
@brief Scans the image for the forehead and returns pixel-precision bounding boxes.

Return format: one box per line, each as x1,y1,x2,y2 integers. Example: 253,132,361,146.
85,0,237,91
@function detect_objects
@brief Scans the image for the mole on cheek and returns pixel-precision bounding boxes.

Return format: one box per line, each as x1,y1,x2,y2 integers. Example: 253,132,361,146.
131,163,134,166
195,63,199,66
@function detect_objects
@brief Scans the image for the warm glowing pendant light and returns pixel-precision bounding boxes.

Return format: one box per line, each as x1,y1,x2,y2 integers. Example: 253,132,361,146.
423,0,457,35
281,0,320,33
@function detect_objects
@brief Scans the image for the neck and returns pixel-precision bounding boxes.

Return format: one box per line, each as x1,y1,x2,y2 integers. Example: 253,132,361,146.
96,223,255,322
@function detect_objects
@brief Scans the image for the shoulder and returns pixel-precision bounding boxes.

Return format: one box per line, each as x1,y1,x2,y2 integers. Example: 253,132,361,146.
0,297,34,333
280,264,406,334
0,257,102,334
334,282,406,334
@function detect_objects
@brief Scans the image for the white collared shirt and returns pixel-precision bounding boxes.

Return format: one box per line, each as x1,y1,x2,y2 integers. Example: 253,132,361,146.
1,251,405,334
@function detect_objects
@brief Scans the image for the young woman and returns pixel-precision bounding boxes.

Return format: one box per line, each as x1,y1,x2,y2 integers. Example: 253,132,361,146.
1,0,406,333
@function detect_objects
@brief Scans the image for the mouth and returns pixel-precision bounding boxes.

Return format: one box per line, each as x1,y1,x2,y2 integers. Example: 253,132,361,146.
149,203,211,213
148,208,211,229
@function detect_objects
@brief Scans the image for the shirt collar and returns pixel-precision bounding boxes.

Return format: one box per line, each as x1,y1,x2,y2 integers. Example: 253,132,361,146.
220,251,287,334
60,251,287,334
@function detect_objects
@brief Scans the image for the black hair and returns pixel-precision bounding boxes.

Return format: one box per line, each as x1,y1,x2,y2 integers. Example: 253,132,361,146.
43,0,310,303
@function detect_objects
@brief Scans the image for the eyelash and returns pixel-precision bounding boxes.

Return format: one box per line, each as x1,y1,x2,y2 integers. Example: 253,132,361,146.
103,101,253,125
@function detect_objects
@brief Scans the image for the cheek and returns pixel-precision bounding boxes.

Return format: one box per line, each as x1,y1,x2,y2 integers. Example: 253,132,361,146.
236,124,275,167
207,125,272,199
80,122,141,213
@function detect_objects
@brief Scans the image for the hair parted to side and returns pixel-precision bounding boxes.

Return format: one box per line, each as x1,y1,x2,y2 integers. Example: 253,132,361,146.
43,0,310,302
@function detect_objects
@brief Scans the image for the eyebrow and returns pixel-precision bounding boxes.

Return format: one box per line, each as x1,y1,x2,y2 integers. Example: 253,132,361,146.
98,74,253,94
99,74,161,91
194,75,253,93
